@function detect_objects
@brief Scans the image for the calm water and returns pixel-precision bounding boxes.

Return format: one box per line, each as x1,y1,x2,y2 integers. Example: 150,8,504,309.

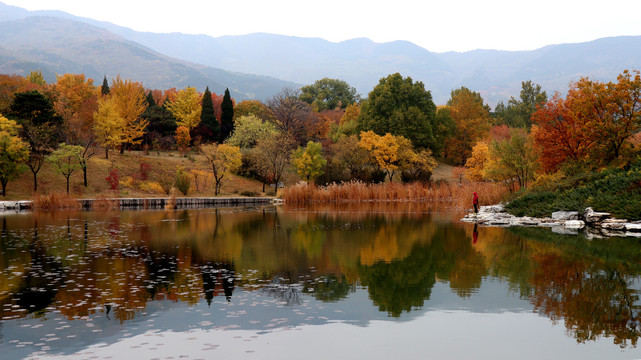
1,204,641,359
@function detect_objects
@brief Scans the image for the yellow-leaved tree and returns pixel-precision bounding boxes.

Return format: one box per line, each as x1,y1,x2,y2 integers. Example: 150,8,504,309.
166,87,202,131
201,143,242,195
0,115,29,196
358,130,399,181
110,76,148,153
464,141,489,181
93,97,124,159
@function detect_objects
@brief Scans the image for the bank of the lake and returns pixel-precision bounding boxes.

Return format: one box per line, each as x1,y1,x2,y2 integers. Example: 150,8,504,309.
0,196,278,212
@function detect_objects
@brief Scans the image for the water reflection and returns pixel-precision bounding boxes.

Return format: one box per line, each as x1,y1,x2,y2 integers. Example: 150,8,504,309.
0,205,641,353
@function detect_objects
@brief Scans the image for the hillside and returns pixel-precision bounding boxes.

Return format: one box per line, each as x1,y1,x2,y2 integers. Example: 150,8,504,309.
0,10,298,100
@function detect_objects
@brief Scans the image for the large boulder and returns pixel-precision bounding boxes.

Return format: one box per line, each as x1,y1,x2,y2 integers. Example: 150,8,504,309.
583,207,611,224
551,211,579,220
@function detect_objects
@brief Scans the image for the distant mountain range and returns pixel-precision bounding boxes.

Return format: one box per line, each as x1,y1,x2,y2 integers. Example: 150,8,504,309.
1,2,640,105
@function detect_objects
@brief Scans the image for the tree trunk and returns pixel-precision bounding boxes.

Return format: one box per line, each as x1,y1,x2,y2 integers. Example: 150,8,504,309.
66,176,70,194
32,170,38,192
105,147,109,159
83,165,88,187
1,179,6,196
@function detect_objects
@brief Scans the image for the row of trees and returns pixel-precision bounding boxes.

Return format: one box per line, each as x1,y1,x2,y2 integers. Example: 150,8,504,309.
2,68,638,197
463,70,641,191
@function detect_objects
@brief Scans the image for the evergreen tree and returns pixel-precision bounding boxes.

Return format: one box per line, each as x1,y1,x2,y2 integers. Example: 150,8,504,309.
219,88,234,142
141,93,177,148
101,76,110,96
195,87,219,143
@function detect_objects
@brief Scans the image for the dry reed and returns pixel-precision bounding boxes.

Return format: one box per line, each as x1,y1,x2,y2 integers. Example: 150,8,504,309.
280,181,507,210
32,192,81,210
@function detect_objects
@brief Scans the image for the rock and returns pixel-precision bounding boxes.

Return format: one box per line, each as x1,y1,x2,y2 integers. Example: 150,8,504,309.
551,211,579,220
583,207,611,224
601,219,627,231
480,204,505,213
626,223,641,232
564,220,585,229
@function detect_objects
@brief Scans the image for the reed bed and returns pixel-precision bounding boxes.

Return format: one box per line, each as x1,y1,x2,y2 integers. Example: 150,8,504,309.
280,181,507,210
32,192,81,210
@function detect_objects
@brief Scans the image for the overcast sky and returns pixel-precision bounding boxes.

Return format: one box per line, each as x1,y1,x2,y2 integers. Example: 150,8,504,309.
5,0,641,52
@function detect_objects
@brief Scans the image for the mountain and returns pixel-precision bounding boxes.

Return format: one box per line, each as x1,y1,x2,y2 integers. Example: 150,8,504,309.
1,2,640,105
0,5,298,100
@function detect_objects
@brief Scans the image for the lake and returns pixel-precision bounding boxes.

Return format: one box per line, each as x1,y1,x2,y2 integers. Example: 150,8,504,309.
1,203,640,359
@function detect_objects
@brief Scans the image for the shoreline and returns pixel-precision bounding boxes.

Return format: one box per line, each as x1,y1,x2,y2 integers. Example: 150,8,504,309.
462,204,641,238
0,197,279,213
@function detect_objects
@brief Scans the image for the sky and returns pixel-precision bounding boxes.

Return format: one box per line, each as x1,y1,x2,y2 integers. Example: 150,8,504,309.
4,0,641,53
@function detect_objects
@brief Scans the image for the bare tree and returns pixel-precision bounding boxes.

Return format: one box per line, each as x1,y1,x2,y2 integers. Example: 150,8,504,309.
254,132,296,195
267,88,318,144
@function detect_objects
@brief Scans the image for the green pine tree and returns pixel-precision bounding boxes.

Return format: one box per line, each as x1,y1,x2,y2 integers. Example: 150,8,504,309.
219,88,234,142
198,87,220,142
101,76,110,96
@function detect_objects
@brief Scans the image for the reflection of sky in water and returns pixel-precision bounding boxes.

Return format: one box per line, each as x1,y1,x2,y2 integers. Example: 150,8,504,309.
3,281,638,359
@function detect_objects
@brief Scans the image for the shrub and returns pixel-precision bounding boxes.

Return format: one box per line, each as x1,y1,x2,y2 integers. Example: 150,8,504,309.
139,181,165,194
106,169,119,190
174,168,191,195
138,162,152,180
120,176,135,189
157,169,174,195
240,190,258,197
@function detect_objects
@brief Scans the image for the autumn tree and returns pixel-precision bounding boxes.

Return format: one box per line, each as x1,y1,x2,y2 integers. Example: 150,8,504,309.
572,70,641,161
397,139,438,183
175,126,191,156
219,88,234,142
332,135,369,180
267,88,319,144
299,78,361,111
254,133,296,195
484,129,539,190
0,74,38,114
358,131,399,181
234,100,275,122
9,90,64,191
93,97,124,159
195,87,219,143
27,70,46,86
201,143,242,195
52,73,99,187
531,94,597,173
464,142,489,181
110,77,148,153
443,87,492,165
46,143,83,194
292,141,327,183
358,73,437,150
166,86,201,131
0,116,29,196
225,114,277,148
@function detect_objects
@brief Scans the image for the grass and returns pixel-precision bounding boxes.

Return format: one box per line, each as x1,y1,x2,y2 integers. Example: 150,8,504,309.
1,150,266,201
505,163,641,220
280,180,507,210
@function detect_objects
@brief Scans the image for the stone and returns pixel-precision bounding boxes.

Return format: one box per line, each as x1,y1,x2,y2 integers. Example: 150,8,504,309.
564,220,585,229
626,223,641,232
551,211,579,220
583,207,611,224
480,204,505,213
601,219,627,231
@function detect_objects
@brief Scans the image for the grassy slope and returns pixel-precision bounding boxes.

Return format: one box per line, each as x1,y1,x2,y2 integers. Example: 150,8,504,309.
2,150,266,201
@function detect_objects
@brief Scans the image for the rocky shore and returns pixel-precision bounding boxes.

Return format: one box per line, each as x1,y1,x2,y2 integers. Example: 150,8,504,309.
462,204,641,238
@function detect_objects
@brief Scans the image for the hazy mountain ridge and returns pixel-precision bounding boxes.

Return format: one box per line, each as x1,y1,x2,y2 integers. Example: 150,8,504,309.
1,2,640,105
0,4,298,100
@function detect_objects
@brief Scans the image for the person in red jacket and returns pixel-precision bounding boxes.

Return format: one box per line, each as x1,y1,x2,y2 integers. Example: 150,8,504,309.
473,192,479,214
